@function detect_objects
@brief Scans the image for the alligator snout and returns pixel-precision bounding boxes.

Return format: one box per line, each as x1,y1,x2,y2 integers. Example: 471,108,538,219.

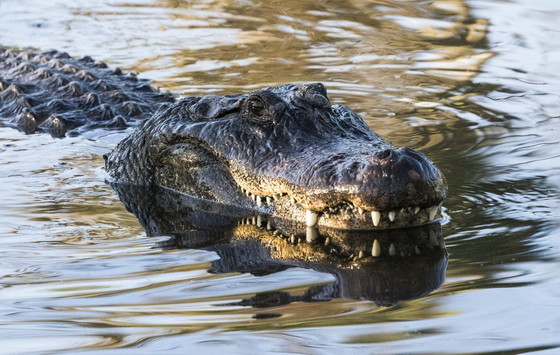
361,147,446,209
295,144,446,212
231,139,447,230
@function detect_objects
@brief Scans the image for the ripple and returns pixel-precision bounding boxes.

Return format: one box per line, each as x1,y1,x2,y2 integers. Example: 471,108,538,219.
1,0,560,353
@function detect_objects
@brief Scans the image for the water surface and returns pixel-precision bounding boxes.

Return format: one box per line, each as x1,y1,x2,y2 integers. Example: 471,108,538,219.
1,0,559,353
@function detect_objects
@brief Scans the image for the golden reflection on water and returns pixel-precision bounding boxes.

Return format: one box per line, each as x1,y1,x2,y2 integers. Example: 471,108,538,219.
126,0,493,157
138,0,491,102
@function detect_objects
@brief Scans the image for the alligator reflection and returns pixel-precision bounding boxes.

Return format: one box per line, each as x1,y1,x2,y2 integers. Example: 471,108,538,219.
111,183,447,307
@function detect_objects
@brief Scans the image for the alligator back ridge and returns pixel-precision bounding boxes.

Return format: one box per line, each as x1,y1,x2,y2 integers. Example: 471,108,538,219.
0,47,175,137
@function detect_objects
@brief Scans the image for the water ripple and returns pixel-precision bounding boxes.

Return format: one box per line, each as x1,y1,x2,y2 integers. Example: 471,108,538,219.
1,0,560,353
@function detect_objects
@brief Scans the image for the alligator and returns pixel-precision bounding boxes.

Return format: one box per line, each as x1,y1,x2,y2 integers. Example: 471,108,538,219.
0,47,447,231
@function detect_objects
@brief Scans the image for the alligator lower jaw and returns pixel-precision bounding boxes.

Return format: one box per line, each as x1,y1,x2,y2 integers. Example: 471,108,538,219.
235,216,446,261
241,189,443,230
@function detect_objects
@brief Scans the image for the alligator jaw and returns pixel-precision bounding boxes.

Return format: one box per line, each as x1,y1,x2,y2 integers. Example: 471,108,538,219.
238,186,443,230
232,155,446,230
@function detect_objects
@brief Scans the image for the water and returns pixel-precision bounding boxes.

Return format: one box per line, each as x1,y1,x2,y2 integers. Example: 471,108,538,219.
1,0,559,353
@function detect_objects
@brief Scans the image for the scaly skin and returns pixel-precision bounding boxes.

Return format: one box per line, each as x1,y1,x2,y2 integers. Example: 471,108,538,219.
0,47,447,230
0,47,174,137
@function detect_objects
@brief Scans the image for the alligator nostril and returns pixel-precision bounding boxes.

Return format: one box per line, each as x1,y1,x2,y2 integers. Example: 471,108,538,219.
408,169,422,181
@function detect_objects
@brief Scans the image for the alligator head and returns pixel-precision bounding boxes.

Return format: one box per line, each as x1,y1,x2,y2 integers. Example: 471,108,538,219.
105,83,447,230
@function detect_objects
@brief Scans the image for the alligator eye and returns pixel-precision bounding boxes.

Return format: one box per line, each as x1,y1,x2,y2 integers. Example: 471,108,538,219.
248,97,266,117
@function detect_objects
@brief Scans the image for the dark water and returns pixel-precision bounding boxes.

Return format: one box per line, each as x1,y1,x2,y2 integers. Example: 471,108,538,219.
1,0,559,353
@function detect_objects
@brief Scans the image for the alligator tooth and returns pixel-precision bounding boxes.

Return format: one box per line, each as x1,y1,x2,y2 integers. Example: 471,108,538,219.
266,220,272,231
252,216,257,225
256,196,263,207
306,227,318,243
358,250,364,259
388,210,396,222
371,211,381,227
266,196,273,205
273,194,281,200
400,208,406,215
325,237,331,246
357,207,364,215
306,210,318,227
290,235,297,244
389,243,396,256
414,207,420,215
257,215,263,228
428,206,438,220
290,196,296,204
372,239,381,257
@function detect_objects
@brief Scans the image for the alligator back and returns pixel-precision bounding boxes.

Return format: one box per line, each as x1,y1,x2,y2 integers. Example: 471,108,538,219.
0,47,175,137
